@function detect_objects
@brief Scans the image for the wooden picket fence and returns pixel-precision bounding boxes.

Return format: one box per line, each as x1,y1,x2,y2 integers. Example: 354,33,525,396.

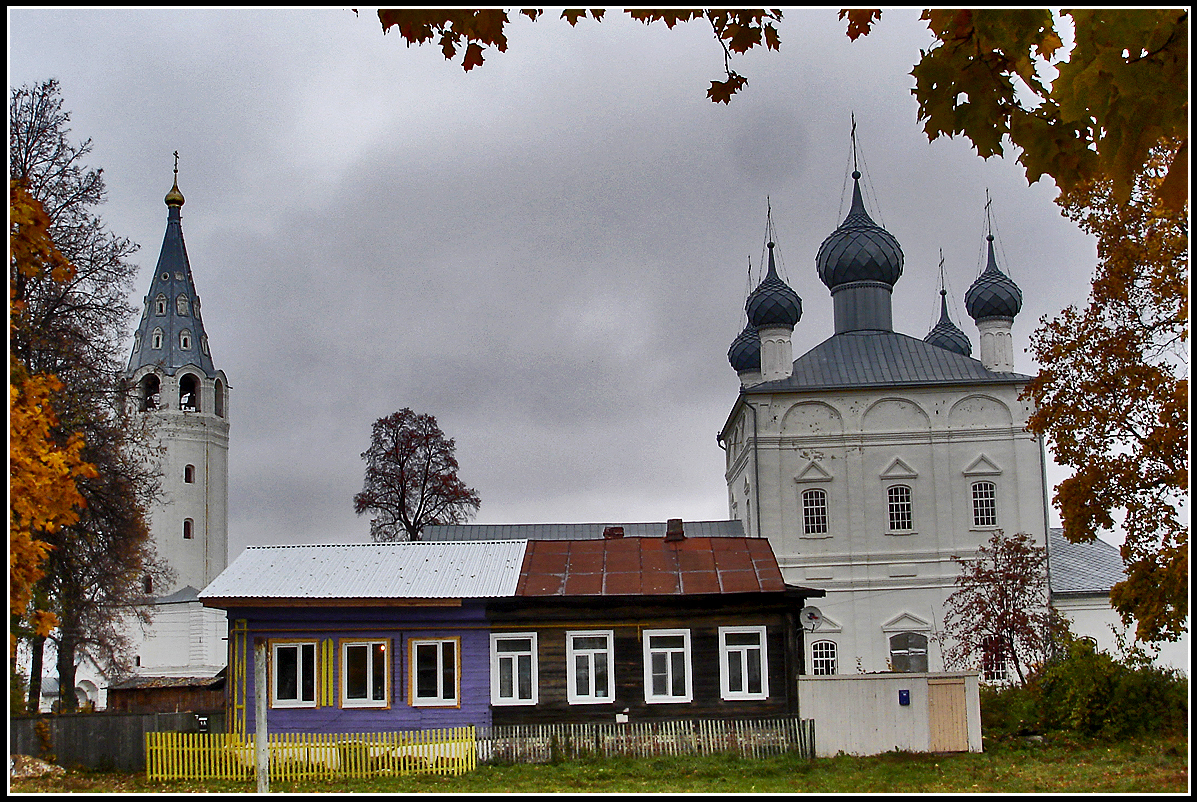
145,726,476,781
478,717,815,763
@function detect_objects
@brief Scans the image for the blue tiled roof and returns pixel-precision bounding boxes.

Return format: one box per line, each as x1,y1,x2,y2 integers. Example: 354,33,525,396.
745,330,1028,393
1048,528,1126,595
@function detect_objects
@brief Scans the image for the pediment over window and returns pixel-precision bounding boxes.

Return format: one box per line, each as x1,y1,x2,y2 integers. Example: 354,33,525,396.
881,611,932,633
794,460,833,483
879,457,918,480
807,612,843,634
963,454,1003,476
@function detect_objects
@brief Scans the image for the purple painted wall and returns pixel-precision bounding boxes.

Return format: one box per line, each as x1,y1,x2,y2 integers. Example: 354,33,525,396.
223,603,493,734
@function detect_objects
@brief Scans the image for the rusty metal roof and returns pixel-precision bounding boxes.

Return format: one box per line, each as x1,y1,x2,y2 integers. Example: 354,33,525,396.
516,536,787,597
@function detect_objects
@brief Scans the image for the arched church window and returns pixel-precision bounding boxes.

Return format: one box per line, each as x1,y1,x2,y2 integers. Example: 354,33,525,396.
155,295,167,315
133,331,141,353
183,519,194,540
887,485,913,532
141,374,161,411
176,295,190,316
179,373,200,412
801,489,829,536
971,481,997,527
184,464,195,483
981,635,1008,683
143,575,154,595
214,379,225,418
889,632,928,673
151,328,164,350
811,640,837,675
180,329,192,350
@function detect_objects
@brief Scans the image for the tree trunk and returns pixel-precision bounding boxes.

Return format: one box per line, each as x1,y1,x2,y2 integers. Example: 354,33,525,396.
27,634,45,714
55,632,78,713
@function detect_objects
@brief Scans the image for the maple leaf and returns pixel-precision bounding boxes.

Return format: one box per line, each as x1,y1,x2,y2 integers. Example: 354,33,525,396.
840,8,881,41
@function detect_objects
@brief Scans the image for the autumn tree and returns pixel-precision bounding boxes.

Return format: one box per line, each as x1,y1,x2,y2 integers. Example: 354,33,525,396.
942,531,1072,686
1024,140,1188,644
10,79,167,711
843,8,1188,211
354,409,482,541
371,8,783,103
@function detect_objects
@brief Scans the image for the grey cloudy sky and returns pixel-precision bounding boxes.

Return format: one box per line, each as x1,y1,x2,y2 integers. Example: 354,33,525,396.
9,8,1099,562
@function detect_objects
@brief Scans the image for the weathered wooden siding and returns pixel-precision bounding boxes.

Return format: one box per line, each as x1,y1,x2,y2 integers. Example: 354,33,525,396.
223,603,494,733
488,594,804,726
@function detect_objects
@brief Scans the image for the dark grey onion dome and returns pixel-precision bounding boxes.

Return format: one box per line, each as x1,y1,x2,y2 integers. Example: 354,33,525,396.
727,323,761,373
925,289,972,357
816,171,904,290
746,242,802,329
966,235,1023,321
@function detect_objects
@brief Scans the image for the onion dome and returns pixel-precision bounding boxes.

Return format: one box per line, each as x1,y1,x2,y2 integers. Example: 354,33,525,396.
164,178,185,207
816,171,903,290
746,242,802,329
925,289,972,356
965,235,1023,321
727,322,761,373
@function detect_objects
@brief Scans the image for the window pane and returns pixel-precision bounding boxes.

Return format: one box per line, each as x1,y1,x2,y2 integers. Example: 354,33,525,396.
593,652,608,697
574,636,607,651
371,643,386,701
497,637,532,653
516,653,532,699
650,635,685,650
499,655,514,698
415,644,437,697
651,652,668,696
300,644,315,702
746,649,762,694
346,645,367,699
575,654,590,698
725,632,761,646
441,641,456,700
670,651,686,697
277,646,298,700
727,652,743,693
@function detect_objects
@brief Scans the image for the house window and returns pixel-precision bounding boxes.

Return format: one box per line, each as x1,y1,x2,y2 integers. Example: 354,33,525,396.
811,640,838,676
182,519,193,539
272,641,317,708
719,626,768,700
801,488,829,536
342,640,389,707
889,632,928,673
887,485,913,532
566,630,614,704
981,635,1009,683
491,633,537,705
409,638,458,707
971,481,997,527
643,629,692,704
143,575,153,595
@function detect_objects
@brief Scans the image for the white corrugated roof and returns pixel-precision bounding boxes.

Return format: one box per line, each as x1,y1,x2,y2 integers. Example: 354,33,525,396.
199,540,527,602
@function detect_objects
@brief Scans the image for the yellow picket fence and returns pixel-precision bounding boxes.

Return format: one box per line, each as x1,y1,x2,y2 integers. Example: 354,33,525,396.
145,727,476,781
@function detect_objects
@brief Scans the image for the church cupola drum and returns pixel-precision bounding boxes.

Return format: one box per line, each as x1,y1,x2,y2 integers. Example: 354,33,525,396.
965,233,1023,372
744,241,801,382
125,163,230,595
815,171,904,333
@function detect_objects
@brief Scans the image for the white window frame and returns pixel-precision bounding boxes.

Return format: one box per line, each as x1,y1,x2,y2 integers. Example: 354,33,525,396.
271,640,317,708
643,628,692,704
719,626,769,700
409,637,459,707
490,632,538,706
887,484,914,532
566,630,615,705
888,632,928,673
341,639,389,708
810,640,838,676
971,481,998,528
801,488,829,536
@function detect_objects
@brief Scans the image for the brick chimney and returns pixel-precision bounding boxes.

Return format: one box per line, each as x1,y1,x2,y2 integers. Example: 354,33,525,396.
602,526,624,539
664,518,685,542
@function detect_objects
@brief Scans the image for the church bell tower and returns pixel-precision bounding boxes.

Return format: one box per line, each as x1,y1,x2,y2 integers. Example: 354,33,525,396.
126,160,230,596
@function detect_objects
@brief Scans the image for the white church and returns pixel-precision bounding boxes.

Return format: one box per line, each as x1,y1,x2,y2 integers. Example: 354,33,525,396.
43,151,1181,710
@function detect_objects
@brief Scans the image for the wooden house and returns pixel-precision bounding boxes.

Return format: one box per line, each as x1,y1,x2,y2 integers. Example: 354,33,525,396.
199,523,822,734
484,520,823,725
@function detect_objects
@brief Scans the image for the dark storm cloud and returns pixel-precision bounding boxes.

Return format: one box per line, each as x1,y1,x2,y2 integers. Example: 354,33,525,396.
9,8,1098,558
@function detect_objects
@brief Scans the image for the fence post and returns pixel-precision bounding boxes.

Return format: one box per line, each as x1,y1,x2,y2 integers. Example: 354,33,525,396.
254,638,269,793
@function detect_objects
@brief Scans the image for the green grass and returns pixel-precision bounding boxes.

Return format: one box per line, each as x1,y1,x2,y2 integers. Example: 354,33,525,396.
10,734,1188,794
